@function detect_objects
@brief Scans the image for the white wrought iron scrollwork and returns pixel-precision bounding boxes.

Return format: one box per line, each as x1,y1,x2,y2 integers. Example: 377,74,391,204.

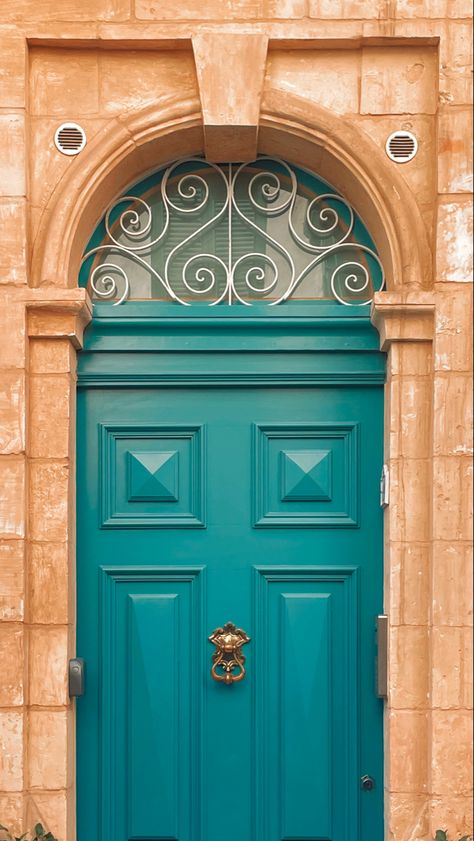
82,157,385,306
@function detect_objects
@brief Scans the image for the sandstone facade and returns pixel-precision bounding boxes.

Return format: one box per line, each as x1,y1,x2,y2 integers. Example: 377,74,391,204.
0,2,472,839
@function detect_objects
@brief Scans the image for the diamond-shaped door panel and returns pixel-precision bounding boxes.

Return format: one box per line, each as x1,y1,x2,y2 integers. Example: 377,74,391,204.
100,424,205,528
281,450,332,502
128,451,179,502
254,423,359,528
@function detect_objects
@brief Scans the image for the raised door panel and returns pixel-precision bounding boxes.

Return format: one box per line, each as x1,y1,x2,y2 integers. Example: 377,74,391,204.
254,567,358,841
100,567,204,841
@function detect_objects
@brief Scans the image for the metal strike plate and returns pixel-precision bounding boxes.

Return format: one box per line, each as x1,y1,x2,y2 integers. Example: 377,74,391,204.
68,658,86,698
375,615,388,699
380,464,390,508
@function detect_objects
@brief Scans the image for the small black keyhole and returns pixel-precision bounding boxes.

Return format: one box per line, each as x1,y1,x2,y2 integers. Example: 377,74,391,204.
361,775,375,791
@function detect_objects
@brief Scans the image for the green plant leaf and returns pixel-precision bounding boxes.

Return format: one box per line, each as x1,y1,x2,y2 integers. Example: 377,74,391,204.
35,827,44,838
435,832,448,841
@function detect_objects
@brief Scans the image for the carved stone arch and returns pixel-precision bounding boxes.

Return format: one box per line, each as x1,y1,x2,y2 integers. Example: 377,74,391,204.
31,89,432,295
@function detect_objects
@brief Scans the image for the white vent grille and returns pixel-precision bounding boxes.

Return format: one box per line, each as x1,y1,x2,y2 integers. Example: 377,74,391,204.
385,131,418,164
54,123,86,156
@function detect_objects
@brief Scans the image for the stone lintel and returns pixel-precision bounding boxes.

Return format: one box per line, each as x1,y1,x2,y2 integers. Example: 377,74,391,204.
192,33,268,162
371,292,435,351
26,288,92,350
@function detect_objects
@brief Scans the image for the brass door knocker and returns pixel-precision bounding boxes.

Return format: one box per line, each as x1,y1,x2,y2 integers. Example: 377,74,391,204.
208,622,251,685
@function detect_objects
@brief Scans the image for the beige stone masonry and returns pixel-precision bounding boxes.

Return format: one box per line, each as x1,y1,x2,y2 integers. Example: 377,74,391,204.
193,32,268,161
0,8,472,839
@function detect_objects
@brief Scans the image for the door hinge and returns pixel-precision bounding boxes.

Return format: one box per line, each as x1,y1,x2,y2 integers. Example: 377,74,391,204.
380,464,389,508
375,615,388,699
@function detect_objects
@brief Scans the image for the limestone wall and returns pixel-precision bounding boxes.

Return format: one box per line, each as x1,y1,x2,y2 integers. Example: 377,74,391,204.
0,2,472,839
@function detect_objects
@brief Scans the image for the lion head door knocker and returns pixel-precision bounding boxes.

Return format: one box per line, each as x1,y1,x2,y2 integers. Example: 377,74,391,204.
208,622,251,685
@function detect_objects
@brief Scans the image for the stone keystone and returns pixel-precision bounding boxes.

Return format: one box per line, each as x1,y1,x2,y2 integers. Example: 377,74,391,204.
192,33,269,163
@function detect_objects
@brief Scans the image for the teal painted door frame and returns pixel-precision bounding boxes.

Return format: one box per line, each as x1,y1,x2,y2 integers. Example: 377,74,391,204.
77,302,385,841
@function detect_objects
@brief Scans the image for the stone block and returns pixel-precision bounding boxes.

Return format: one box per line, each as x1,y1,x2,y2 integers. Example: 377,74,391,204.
29,462,70,543
28,627,69,706
28,542,70,626
396,0,473,18
432,541,473,627
388,709,429,793
0,457,25,538
29,375,72,460
387,793,429,841
0,199,28,285
430,797,474,840
0,795,24,836
0,627,24,706
361,46,437,115
29,339,75,375
193,32,268,161
432,626,464,708
432,456,473,541
390,625,430,709
435,284,473,372
438,107,473,193
431,710,473,797
26,791,68,841
27,710,70,790
389,458,431,543
309,0,389,16
399,542,431,626
0,297,26,368
389,375,432,460
0,29,27,109
0,370,25,455
0,712,24,791
434,373,473,455
0,114,26,198
436,199,473,282
99,50,197,114
30,48,100,117
135,0,305,20
0,540,25,622
266,49,360,115
1,0,130,21
439,22,474,106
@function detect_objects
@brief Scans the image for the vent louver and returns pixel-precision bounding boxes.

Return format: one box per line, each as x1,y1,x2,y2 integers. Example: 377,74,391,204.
54,123,86,156
385,131,418,164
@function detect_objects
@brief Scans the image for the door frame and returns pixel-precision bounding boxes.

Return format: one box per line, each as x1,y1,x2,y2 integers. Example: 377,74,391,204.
26,89,435,839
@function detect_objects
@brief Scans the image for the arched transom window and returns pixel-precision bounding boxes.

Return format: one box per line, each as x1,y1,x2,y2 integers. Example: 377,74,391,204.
80,157,385,307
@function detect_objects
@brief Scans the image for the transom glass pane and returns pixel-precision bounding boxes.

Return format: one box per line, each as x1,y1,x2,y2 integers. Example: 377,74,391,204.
80,157,384,307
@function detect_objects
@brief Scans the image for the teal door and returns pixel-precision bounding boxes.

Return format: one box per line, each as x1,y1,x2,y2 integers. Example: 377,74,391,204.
76,304,385,841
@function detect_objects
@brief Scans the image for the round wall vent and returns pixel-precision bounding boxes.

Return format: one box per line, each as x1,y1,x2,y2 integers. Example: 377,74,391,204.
385,131,418,164
54,122,87,156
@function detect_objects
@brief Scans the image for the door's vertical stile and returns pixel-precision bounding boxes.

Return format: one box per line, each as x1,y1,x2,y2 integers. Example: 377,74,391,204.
99,567,117,840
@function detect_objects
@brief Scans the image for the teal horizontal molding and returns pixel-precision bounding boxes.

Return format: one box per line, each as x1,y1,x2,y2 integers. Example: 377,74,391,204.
78,370,385,387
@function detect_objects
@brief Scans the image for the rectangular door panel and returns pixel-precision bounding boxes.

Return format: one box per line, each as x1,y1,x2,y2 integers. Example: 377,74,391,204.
100,566,204,841
254,567,358,841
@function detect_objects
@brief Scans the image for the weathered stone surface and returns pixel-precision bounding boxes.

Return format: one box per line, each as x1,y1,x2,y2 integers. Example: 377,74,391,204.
0,712,24,791
0,115,26,198
438,107,474,193
27,711,70,790
0,200,27,285
99,50,198,113
0,540,25,622
436,198,473,282
193,32,268,160
266,49,360,114
0,370,25,455
0,627,24,706
361,46,438,115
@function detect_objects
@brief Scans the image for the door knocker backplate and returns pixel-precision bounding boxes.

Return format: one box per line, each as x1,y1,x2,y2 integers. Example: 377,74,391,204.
208,622,251,685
